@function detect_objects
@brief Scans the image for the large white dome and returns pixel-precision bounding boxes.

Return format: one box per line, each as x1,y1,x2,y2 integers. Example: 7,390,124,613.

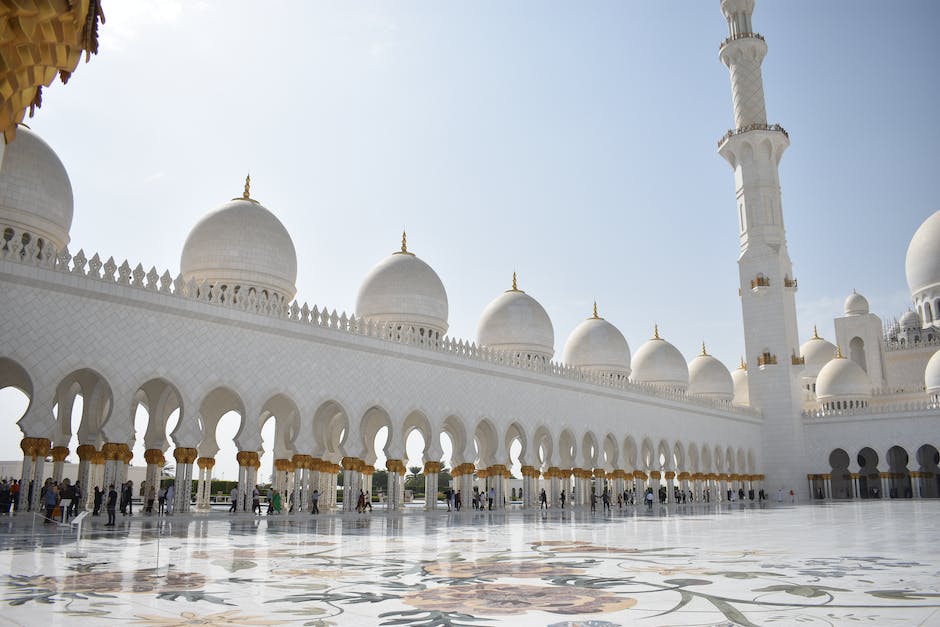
356,234,448,336
688,345,733,400
180,184,297,301
899,309,922,331
925,348,940,396
629,327,689,391
477,274,554,359
906,210,940,299
816,353,871,405
0,126,73,251
731,359,749,407
800,327,838,379
562,304,631,376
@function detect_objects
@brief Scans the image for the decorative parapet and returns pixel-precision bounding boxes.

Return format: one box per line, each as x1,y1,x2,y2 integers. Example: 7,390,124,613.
802,398,939,419
0,223,762,419
750,275,770,289
719,32,765,50
718,123,789,150
884,336,940,352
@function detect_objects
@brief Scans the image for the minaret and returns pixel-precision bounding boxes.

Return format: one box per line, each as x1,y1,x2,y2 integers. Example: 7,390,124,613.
717,0,806,496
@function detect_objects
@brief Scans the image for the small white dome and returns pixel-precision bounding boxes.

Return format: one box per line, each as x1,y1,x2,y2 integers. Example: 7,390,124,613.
688,345,733,400
0,126,73,251
844,290,869,316
906,210,940,299
629,326,689,390
800,327,838,379
356,234,448,336
899,309,921,331
181,184,297,301
925,348,940,396
731,360,749,407
477,274,554,359
816,355,872,404
562,305,631,376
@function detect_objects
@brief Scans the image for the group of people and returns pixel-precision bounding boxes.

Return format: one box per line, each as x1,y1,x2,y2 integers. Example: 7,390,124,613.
39,477,83,523
0,478,21,514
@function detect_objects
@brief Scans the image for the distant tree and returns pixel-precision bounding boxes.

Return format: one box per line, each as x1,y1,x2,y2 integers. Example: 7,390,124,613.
408,466,422,480
371,470,388,493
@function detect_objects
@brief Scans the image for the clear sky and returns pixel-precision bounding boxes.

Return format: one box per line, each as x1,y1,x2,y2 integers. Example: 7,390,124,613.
2,0,938,481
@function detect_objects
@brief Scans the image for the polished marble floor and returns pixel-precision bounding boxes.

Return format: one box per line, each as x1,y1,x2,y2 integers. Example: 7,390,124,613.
0,500,938,626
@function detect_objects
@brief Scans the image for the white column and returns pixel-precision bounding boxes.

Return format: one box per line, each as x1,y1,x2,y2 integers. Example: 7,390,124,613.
173,448,197,513
17,438,38,511
424,462,441,511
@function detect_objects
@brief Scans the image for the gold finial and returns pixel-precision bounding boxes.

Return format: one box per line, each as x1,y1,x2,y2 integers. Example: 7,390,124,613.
701,341,708,356
835,345,844,359
592,301,599,319
243,173,251,200
512,272,518,291
401,230,408,253
812,325,820,340
653,324,660,340
739,355,747,370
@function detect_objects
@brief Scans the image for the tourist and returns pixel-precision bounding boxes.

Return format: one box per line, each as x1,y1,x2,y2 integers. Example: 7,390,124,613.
560,490,566,509
70,481,82,519
272,490,282,514
158,486,167,514
43,480,58,523
125,480,134,516
93,486,102,515
0,479,10,515
146,484,155,513
487,486,495,510
267,487,275,515
539,488,547,509
356,489,366,513
454,489,461,510
602,488,611,513
10,480,19,512
166,484,175,515
229,486,238,513
105,483,117,526
590,488,597,514
645,488,653,509
310,489,320,514
252,486,261,515
365,492,373,511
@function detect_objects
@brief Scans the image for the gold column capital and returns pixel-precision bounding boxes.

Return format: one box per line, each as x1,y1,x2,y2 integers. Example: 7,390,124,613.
173,447,198,464
424,461,442,474
76,444,97,461
197,457,216,470
50,446,69,463
144,448,166,466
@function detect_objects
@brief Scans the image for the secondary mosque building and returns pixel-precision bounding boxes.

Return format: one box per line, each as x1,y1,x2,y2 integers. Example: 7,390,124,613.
0,0,937,514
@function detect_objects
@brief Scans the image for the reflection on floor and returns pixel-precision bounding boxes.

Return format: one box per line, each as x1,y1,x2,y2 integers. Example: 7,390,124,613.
0,501,938,626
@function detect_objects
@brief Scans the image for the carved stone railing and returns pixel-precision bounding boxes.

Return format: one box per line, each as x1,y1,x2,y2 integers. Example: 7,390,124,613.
0,224,761,418
884,336,940,352
719,32,765,50
803,398,939,420
718,123,789,149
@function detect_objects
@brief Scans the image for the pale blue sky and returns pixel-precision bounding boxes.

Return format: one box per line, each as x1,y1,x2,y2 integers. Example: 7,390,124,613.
2,1,938,479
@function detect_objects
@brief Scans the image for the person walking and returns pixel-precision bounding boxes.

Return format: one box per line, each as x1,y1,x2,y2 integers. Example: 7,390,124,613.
252,486,261,515
310,489,320,514
146,484,156,513
166,484,175,515
71,481,82,519
560,490,566,509
590,488,597,514
10,480,19,512
539,488,548,509
43,481,58,523
229,486,238,514
158,486,166,514
93,486,103,516
487,486,495,510
645,488,654,510
602,488,611,513
455,490,461,511
105,484,117,526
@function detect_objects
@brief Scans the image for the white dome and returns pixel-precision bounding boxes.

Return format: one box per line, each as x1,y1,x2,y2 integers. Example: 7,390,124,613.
844,290,869,316
688,346,733,400
629,327,689,390
0,126,73,251
356,235,448,336
562,305,631,376
906,210,940,299
925,348,940,396
731,360,749,407
800,327,838,379
899,309,921,331
477,275,554,359
180,188,297,301
816,355,872,404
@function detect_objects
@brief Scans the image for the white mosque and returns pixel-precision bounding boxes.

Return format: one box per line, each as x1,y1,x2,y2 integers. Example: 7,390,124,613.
0,0,938,516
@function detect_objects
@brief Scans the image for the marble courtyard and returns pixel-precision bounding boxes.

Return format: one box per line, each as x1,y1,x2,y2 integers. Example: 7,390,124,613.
0,502,938,626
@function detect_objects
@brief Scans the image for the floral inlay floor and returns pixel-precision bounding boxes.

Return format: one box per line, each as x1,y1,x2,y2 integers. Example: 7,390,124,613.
0,500,938,626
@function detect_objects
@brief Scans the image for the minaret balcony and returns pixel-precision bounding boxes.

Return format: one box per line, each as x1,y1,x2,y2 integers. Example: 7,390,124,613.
719,31,765,51
717,123,789,150
750,275,770,292
784,277,798,290
791,354,805,366
757,352,777,367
